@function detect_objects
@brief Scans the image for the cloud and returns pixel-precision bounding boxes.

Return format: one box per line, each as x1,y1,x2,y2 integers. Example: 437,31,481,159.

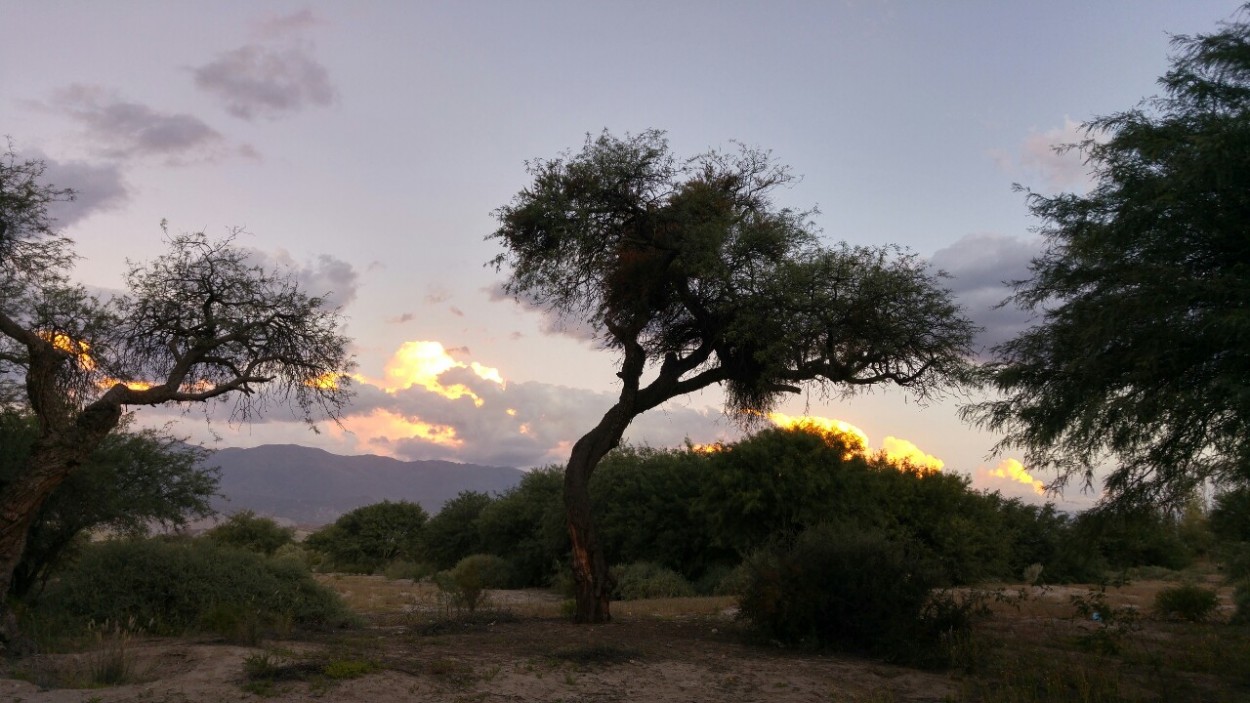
930,233,1043,356
247,248,359,308
192,45,336,121
994,117,1095,192
486,282,599,344
326,341,733,467
386,313,415,324
29,151,130,227
254,9,326,38
423,286,451,304
49,84,226,163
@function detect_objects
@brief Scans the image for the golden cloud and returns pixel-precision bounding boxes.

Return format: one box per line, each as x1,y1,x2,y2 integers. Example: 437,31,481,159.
766,412,942,473
987,457,1045,494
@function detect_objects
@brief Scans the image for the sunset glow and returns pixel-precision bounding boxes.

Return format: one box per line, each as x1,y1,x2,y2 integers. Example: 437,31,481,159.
766,412,945,472
377,341,504,406
767,412,869,454
40,332,96,371
339,408,462,456
880,436,945,473
988,458,1045,494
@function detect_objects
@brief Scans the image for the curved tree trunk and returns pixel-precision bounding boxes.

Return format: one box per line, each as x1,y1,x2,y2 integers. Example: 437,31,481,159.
564,403,636,623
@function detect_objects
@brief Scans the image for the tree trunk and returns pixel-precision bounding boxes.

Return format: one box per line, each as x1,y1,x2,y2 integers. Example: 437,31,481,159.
564,404,635,623
0,400,122,650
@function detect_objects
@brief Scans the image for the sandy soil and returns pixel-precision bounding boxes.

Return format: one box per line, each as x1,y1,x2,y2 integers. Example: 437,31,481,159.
0,574,1239,703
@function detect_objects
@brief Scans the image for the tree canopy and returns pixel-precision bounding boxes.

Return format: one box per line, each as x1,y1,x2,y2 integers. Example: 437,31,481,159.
0,147,354,638
966,9,1250,507
490,131,976,621
0,410,216,599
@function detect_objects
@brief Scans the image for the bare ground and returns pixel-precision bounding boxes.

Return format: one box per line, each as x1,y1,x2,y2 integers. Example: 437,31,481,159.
0,573,1244,703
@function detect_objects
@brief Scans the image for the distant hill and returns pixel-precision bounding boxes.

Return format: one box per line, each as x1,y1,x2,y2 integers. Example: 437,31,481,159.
206,444,525,527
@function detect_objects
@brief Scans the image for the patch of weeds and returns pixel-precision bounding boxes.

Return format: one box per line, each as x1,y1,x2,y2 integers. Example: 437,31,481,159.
322,658,376,680
962,657,1129,703
1069,584,1141,655
240,650,324,694
410,608,517,636
547,644,639,667
86,617,142,686
426,657,478,687
1153,584,1218,622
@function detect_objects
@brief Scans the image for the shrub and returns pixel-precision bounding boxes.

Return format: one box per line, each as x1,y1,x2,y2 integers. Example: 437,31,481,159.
305,501,429,574
383,559,436,581
205,511,295,556
434,553,512,613
737,523,975,664
1154,584,1219,622
611,562,695,600
36,538,355,636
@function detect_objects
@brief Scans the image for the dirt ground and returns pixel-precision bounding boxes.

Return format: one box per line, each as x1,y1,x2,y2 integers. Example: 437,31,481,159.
0,574,1242,703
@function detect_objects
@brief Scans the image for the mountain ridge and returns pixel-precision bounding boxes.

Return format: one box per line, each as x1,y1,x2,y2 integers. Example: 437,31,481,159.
207,444,525,527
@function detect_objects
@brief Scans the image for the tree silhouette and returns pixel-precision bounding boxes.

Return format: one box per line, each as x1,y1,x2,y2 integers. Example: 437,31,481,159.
490,131,976,622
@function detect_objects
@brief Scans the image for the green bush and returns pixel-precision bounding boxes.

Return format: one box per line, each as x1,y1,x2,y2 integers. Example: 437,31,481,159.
36,538,355,636
611,562,695,600
434,553,512,613
383,559,436,581
737,524,976,664
305,501,429,574
1154,583,1220,622
205,510,295,556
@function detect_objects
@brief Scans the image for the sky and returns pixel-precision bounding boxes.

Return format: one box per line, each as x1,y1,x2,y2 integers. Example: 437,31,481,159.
3,1,1239,509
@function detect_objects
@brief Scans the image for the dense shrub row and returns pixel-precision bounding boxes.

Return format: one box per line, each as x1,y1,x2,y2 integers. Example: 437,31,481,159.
32,538,355,638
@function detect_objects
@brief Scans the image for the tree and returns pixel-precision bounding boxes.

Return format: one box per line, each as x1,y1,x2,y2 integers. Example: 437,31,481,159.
0,409,217,599
205,510,296,557
0,149,353,637
420,491,494,570
305,500,428,573
490,131,976,621
966,8,1250,508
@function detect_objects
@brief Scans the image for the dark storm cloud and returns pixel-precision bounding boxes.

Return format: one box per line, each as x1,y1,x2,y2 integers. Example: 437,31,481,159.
930,233,1043,356
192,45,336,121
33,152,129,227
50,84,225,162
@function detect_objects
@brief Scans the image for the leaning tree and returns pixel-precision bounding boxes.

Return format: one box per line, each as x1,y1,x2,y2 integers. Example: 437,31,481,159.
490,131,977,622
0,150,353,639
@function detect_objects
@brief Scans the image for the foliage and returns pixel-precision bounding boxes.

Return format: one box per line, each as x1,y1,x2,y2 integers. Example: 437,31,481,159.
434,553,512,613
1154,584,1219,622
490,129,976,620
591,447,725,579
610,562,696,600
1210,486,1250,543
35,538,355,636
737,523,977,664
1072,505,1193,571
1234,581,1250,625
205,510,295,556
967,9,1250,507
0,410,216,600
419,490,493,570
476,466,567,586
0,146,355,617
305,500,428,574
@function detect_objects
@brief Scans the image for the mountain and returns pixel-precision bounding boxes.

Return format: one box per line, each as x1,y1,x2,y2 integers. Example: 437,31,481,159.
206,444,525,527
